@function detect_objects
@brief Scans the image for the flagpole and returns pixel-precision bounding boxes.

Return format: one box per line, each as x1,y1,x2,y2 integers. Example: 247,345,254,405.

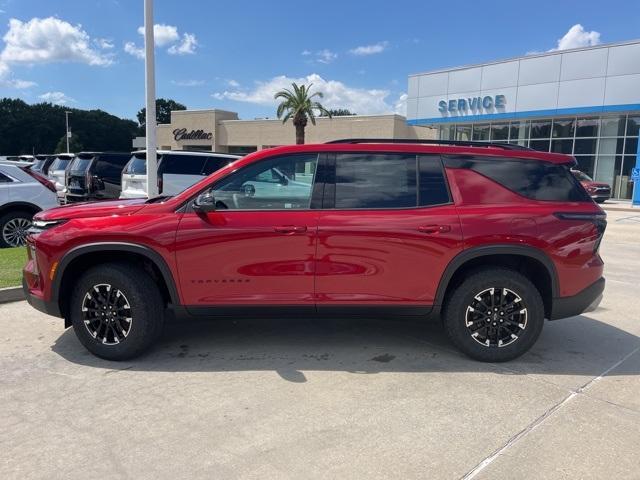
144,0,158,197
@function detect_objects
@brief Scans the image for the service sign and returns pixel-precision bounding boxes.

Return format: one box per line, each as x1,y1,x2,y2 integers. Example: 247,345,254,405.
438,94,506,115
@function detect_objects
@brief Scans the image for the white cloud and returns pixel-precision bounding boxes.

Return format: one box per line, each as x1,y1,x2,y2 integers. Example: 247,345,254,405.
349,41,389,56
316,49,337,64
38,91,74,105
301,49,311,56
129,24,198,56
550,24,601,51
95,38,114,49
137,24,178,47
212,73,407,115
2,78,37,88
0,17,113,69
124,41,144,59
171,79,205,87
167,33,197,55
227,79,240,87
394,93,407,115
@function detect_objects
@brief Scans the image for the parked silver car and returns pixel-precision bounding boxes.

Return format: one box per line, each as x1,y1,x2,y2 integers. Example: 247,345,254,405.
120,150,240,198
0,162,57,247
47,153,75,204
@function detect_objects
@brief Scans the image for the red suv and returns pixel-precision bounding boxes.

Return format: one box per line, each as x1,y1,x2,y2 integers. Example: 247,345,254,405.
23,140,606,362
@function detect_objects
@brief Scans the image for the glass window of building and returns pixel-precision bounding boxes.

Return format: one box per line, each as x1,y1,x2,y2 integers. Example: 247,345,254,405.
601,116,626,137
551,139,573,154
625,137,638,155
598,138,624,156
455,125,472,141
530,120,552,139
552,118,575,138
575,156,595,177
619,157,636,199
472,124,490,141
509,121,529,145
490,123,509,141
529,139,550,152
576,117,599,137
575,138,598,155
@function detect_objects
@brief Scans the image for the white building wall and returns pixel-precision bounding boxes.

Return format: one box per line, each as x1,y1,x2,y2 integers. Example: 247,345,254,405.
407,40,640,124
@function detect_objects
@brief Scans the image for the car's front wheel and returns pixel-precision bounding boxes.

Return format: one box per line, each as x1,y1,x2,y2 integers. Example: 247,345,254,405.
69,262,165,360
0,210,33,248
443,268,544,362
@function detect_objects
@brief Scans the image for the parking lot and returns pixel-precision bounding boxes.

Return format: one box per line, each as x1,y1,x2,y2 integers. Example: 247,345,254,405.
0,209,638,479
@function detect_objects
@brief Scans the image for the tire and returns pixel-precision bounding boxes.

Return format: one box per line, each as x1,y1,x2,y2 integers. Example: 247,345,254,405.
0,210,33,248
69,262,165,361
442,268,544,362
595,199,606,204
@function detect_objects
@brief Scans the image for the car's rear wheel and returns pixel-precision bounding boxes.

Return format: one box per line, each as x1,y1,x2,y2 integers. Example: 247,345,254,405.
69,262,165,360
443,268,544,362
0,210,33,247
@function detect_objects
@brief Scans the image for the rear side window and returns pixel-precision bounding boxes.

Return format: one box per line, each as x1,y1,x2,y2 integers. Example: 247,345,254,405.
160,155,206,175
49,157,72,171
95,155,129,179
202,156,233,175
444,155,590,202
334,153,417,209
69,156,93,171
125,155,148,174
418,156,450,206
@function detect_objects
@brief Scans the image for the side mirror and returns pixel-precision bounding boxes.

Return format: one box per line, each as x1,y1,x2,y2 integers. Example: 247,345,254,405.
193,191,216,213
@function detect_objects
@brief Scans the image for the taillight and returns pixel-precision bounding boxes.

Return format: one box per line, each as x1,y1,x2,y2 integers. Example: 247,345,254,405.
21,167,56,193
554,212,607,253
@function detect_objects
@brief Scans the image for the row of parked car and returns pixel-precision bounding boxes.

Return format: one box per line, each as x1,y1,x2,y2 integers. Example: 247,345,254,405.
0,150,240,247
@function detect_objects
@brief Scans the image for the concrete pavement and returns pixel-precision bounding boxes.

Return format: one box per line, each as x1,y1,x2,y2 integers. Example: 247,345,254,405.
1,210,639,479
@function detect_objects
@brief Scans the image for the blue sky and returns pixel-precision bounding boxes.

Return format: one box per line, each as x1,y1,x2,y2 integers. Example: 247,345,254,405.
0,0,638,122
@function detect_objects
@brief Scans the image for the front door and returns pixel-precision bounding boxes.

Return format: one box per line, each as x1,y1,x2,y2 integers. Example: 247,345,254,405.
175,153,321,308
315,153,463,311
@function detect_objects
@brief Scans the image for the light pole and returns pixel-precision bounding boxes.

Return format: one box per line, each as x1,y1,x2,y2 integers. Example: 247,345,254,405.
65,111,72,153
144,0,158,197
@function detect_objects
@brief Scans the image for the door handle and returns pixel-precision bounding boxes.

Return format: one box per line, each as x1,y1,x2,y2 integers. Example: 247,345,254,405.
274,225,307,234
418,225,451,234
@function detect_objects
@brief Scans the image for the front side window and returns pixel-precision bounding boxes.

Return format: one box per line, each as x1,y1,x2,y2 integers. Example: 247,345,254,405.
160,155,206,175
210,154,317,210
334,153,417,209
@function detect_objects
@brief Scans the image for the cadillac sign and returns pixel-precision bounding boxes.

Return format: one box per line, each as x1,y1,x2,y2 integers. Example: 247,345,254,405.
173,128,213,141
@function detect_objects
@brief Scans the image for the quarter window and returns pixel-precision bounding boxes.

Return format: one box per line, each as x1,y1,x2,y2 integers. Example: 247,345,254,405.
210,154,317,210
0,172,13,183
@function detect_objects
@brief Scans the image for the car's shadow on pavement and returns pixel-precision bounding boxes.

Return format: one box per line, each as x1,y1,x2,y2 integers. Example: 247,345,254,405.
51,314,640,382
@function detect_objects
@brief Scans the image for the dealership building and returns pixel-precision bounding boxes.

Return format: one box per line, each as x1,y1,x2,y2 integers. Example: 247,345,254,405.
134,109,436,155
406,39,640,200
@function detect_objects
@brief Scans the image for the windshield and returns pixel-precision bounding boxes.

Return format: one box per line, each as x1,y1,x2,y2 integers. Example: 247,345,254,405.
572,170,593,182
124,155,147,174
31,159,46,171
49,157,72,172
69,156,94,172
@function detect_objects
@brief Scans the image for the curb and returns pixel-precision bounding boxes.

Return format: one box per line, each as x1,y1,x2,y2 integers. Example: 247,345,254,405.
601,206,639,213
0,286,24,304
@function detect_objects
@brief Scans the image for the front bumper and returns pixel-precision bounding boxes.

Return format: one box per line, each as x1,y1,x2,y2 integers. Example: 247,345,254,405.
22,277,62,317
549,277,605,320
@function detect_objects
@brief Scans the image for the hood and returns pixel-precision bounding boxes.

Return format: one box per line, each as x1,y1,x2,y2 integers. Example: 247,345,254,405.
35,198,148,221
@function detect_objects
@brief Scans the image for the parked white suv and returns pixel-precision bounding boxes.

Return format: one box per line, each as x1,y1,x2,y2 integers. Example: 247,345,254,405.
0,162,57,247
120,150,240,198
47,153,75,204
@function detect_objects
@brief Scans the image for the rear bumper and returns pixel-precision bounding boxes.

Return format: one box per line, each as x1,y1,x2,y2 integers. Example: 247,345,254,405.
22,277,62,318
550,277,605,320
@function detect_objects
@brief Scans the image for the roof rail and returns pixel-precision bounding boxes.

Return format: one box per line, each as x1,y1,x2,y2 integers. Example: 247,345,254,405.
325,138,533,151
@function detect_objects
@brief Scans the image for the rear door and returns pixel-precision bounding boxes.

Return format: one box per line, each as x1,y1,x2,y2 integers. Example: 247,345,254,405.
315,153,463,311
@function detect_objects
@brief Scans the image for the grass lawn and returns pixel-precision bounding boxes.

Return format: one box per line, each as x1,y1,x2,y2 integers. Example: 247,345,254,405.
0,247,26,288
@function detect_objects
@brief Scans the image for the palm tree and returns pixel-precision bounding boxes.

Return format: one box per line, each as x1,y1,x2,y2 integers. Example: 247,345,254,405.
274,83,331,144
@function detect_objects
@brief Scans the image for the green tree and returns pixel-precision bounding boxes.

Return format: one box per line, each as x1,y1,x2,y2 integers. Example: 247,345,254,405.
0,98,137,155
54,133,84,154
274,83,331,144
321,108,355,117
136,98,187,128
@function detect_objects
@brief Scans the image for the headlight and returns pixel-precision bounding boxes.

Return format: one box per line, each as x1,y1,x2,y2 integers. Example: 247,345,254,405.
28,219,67,234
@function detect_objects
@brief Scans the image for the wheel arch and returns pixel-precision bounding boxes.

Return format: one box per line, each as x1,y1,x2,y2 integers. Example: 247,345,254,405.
53,242,180,321
0,202,42,217
435,245,559,318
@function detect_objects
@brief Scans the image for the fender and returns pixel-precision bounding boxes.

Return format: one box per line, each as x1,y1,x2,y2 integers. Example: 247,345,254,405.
52,242,181,308
434,244,559,307
0,201,42,215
